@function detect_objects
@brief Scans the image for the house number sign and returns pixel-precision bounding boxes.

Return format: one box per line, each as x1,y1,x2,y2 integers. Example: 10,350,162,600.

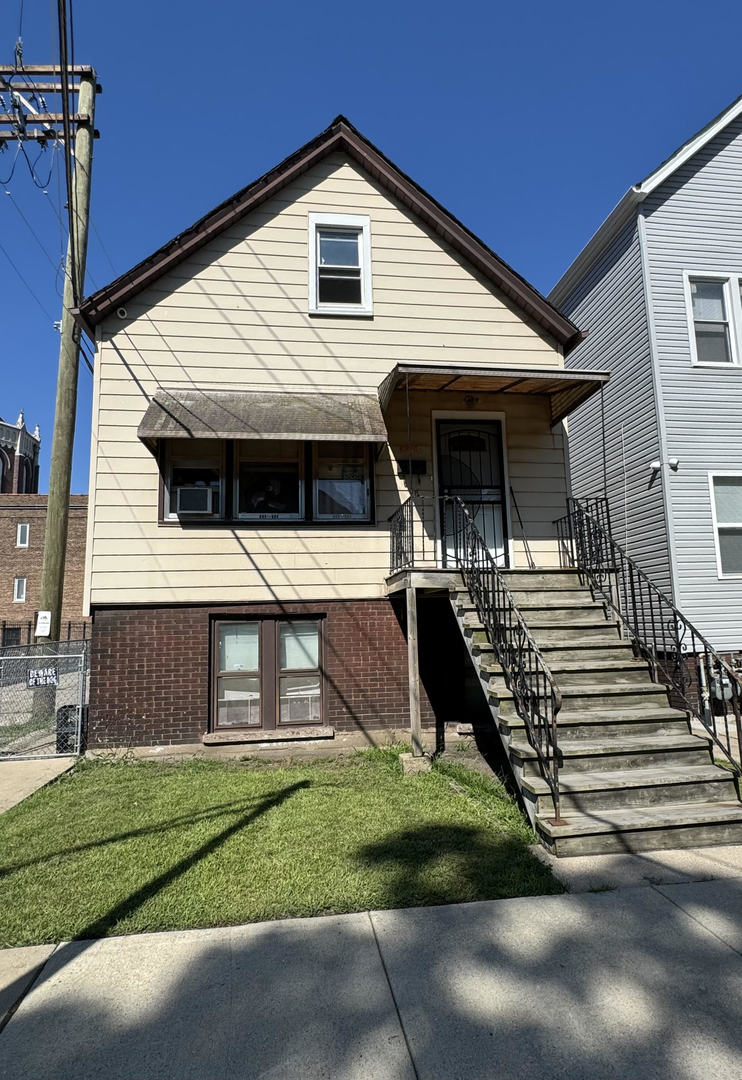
27,667,59,688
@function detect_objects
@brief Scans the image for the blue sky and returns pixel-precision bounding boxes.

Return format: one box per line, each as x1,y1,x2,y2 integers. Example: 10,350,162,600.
1,0,741,492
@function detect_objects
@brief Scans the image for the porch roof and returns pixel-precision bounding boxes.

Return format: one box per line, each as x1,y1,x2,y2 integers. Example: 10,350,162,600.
137,389,388,444
378,362,609,426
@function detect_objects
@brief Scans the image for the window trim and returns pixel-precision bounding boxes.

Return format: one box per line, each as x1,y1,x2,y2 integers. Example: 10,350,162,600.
211,617,324,732
13,577,27,603
708,471,742,579
308,212,373,316
16,523,29,548
683,271,742,368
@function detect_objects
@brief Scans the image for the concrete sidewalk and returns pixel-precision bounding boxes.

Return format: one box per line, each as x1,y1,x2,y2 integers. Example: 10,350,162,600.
1,880,741,1079
0,758,73,814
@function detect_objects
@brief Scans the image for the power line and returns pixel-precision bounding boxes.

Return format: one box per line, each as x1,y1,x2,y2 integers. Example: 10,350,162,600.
56,0,77,306
0,236,55,321
4,186,61,272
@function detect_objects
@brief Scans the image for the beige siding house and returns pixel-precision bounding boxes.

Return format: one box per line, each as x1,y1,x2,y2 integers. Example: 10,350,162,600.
78,117,604,749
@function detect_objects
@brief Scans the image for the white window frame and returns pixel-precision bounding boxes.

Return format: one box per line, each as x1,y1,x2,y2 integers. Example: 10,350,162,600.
16,523,29,548
683,271,742,368
708,471,742,579
13,577,26,602
308,212,373,316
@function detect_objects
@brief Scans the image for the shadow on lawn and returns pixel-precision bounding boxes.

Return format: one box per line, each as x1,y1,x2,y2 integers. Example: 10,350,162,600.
0,796,290,879
357,824,558,908
0,780,310,1034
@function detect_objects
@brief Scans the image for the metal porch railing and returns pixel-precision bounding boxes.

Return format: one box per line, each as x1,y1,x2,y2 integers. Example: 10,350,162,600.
389,494,565,820
556,496,742,778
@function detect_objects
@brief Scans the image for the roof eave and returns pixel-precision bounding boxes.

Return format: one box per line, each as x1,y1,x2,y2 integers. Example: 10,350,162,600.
78,116,582,352
548,188,643,308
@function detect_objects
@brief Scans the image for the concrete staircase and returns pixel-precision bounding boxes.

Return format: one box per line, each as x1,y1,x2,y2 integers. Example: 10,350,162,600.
450,569,742,856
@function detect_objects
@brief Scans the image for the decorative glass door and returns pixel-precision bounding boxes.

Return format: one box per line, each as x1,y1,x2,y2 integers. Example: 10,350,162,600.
436,419,507,566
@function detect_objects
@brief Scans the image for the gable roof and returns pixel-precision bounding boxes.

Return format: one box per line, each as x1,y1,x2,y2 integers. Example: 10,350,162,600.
549,94,742,306
77,115,583,353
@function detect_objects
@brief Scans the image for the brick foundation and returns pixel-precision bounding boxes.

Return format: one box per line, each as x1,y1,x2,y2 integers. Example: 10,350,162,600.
89,598,440,747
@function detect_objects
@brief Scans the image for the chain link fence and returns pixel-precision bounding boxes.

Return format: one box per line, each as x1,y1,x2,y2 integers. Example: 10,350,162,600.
0,641,88,758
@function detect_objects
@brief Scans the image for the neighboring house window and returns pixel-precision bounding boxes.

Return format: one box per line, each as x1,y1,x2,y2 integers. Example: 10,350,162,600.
308,213,372,316
165,440,223,519
213,619,322,730
13,577,26,602
16,523,29,547
709,474,742,577
685,274,742,366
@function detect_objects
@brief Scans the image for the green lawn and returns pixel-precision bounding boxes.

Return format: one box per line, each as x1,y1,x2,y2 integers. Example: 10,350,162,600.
0,749,561,947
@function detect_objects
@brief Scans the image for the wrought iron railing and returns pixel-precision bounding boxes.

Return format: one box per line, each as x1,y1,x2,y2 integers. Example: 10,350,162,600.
389,494,565,820
556,496,742,777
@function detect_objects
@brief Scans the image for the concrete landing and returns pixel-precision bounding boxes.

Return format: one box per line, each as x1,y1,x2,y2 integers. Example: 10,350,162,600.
532,841,742,892
0,759,74,814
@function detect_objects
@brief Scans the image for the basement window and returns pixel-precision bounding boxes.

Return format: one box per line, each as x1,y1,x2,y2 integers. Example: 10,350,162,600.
213,618,322,731
308,213,372,316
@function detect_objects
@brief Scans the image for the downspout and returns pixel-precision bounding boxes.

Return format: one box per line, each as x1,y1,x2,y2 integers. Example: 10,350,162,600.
637,208,680,604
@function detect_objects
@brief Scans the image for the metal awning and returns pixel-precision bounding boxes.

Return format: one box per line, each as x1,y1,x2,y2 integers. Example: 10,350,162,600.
137,389,389,443
378,362,609,426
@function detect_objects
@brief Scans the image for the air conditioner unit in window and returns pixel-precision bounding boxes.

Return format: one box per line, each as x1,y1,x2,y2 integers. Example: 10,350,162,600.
175,486,213,514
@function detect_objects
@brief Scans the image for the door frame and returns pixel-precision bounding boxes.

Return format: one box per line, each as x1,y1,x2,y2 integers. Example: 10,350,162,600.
431,410,514,568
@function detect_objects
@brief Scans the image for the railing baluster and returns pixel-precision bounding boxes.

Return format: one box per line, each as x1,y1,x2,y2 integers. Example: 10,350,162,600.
555,497,742,778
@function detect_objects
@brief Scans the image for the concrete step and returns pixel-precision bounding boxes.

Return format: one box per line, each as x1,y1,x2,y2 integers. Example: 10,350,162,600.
520,606,609,627
531,624,622,645
501,570,583,589
510,732,712,775
536,801,742,857
499,705,691,742
491,681,670,714
522,764,739,815
509,592,599,609
537,641,636,664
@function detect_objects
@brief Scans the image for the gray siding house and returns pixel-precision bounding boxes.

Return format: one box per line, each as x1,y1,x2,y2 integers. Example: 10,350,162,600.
550,96,742,653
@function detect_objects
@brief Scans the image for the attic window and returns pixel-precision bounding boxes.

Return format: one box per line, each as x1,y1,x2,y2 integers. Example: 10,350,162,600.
308,213,372,316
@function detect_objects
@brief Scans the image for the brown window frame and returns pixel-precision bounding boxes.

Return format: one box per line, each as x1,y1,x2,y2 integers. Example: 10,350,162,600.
158,440,375,527
211,617,325,732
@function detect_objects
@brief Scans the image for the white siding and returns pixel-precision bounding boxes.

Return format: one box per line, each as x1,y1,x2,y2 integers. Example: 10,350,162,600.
552,221,670,591
87,154,566,608
643,114,742,648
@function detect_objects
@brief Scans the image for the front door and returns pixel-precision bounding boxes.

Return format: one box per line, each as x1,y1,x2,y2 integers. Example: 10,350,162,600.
436,418,508,567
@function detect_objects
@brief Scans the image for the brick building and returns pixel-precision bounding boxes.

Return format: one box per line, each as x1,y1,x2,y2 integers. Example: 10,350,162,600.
0,412,89,646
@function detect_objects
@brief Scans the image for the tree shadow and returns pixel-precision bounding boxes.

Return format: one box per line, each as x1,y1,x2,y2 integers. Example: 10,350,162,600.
1,878,741,1079
356,823,560,910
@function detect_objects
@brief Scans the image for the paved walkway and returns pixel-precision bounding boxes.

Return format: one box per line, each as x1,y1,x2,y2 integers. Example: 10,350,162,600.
1,877,741,1079
0,758,73,814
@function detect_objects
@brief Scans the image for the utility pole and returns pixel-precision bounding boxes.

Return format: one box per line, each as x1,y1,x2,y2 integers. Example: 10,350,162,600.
39,71,96,642
0,65,100,642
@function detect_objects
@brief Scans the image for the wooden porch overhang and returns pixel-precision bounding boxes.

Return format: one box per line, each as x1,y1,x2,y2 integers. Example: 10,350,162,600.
378,362,609,427
386,568,463,595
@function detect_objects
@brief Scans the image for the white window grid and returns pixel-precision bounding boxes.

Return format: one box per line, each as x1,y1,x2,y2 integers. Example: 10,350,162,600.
308,212,373,316
683,271,742,368
708,471,742,579
16,523,29,547
13,577,26,602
